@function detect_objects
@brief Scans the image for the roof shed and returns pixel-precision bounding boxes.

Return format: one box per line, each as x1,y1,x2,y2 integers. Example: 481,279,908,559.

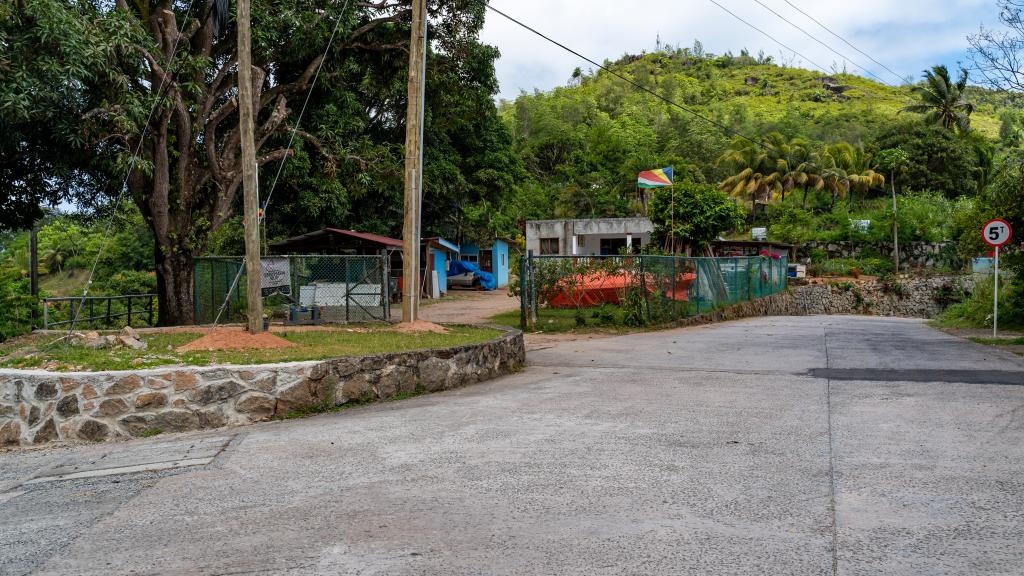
270,228,402,255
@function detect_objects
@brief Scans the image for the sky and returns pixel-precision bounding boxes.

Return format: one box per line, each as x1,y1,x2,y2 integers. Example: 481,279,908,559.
479,0,1001,101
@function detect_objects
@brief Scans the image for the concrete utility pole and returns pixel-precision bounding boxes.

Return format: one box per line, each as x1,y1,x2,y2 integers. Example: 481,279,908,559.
401,0,427,323
30,226,38,327
891,170,900,274
238,0,263,333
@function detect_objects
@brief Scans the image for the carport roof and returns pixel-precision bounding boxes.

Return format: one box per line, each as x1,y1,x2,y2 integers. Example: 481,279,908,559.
270,228,403,253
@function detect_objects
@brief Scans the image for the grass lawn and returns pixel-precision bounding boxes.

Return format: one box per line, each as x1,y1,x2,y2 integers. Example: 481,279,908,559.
969,336,1024,346
0,325,503,372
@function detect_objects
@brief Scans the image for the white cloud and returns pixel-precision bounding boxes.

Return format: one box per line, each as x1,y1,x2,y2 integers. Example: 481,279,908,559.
479,0,998,100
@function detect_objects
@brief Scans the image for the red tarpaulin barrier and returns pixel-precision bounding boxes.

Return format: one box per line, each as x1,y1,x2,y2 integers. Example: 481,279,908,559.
546,272,696,309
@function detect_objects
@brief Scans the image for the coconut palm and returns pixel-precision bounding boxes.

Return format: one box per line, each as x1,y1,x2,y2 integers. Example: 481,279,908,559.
901,65,974,133
848,145,886,207
717,138,776,214
764,133,823,205
818,143,855,209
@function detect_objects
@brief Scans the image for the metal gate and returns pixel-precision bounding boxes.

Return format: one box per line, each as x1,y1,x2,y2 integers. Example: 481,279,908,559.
194,255,390,325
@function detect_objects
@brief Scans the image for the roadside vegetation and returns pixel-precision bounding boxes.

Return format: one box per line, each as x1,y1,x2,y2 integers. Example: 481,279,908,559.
2,0,1024,341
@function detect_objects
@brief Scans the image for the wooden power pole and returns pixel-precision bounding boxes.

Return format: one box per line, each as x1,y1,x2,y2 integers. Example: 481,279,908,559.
402,0,427,323
238,0,264,333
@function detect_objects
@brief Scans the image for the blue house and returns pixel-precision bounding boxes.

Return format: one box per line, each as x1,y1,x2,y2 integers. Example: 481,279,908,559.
460,239,510,288
423,237,460,297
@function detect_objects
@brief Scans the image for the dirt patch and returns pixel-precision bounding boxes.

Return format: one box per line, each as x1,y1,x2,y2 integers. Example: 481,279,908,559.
177,328,297,352
391,290,519,325
394,320,449,334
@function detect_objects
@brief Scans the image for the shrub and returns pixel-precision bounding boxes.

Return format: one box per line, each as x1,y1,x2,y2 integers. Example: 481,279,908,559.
96,271,157,296
938,276,1024,329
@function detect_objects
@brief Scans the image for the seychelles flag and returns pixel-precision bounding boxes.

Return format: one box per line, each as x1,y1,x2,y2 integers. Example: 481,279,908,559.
638,166,674,189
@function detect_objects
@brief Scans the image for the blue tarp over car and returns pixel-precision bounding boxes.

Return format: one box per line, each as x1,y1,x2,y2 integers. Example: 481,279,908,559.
449,260,497,291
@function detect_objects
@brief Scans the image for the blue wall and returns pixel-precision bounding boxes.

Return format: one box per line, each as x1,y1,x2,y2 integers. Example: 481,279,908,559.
432,248,448,294
493,240,509,288
459,241,509,288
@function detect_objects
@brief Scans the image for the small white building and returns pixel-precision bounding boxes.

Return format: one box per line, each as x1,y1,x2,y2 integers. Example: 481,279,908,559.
525,218,654,256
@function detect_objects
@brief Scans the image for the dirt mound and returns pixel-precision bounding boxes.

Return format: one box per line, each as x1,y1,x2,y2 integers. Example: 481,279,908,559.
177,328,297,352
394,320,449,334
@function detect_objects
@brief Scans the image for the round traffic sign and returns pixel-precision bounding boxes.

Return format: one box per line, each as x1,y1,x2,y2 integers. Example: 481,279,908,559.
983,219,1013,247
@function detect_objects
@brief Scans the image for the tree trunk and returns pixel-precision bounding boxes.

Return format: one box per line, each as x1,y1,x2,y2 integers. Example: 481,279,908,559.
154,243,195,326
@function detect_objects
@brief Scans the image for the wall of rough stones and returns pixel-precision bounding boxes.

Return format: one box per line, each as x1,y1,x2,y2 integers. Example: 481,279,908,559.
0,330,524,447
798,241,960,271
668,276,973,329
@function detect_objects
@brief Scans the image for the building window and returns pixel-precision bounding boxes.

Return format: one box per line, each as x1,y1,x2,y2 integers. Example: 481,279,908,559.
540,238,559,255
501,253,505,267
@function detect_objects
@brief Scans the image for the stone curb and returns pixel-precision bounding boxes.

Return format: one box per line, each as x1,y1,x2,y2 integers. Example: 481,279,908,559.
0,329,525,447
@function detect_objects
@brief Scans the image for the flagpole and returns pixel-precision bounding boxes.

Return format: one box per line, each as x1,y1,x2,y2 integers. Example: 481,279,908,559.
670,166,675,255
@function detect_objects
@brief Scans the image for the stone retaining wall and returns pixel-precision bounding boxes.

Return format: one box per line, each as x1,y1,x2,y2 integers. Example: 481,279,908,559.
0,330,524,447
668,276,972,329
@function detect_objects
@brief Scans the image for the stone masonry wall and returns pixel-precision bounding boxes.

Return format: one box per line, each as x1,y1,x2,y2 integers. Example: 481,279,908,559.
669,276,972,329
0,330,524,447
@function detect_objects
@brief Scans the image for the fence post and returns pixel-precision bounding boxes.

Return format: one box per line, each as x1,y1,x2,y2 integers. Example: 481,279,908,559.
528,250,537,330
43,300,48,330
382,255,390,322
519,255,527,330
148,296,155,326
671,257,677,321
127,296,133,327
639,256,649,323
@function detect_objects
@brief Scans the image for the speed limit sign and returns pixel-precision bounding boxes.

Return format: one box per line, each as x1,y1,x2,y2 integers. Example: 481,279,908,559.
983,218,1014,337
983,219,1013,247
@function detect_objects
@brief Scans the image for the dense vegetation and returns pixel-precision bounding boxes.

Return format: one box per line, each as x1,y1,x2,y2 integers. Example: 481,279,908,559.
3,1,1024,335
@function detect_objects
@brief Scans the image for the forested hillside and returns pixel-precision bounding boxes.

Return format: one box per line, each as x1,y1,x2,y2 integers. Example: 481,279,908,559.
4,0,1024,335
492,46,1017,230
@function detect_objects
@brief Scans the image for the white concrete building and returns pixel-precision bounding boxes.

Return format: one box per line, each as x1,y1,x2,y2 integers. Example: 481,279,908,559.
525,218,654,256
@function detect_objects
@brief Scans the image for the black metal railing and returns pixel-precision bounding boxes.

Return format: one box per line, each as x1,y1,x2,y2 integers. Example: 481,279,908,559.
42,294,158,330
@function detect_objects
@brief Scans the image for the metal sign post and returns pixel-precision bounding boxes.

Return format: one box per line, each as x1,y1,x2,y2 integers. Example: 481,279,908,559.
982,219,1013,338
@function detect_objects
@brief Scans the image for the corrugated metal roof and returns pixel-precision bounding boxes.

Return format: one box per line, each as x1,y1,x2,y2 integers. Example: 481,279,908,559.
323,228,403,248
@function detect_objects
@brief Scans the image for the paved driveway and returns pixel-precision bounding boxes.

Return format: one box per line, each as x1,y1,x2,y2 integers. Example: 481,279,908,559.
2,316,1024,575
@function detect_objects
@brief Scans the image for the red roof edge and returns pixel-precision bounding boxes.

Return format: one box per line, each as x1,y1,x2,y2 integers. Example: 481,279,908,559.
324,228,403,248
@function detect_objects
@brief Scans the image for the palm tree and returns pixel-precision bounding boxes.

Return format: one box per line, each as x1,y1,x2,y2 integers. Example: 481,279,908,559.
901,65,974,133
818,143,855,209
763,133,823,205
848,146,885,207
717,138,776,214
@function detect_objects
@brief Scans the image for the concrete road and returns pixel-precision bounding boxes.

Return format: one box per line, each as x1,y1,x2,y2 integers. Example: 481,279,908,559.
2,315,1024,575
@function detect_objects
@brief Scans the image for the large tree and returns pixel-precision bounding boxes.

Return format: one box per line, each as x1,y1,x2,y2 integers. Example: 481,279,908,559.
968,0,1024,93
5,0,490,325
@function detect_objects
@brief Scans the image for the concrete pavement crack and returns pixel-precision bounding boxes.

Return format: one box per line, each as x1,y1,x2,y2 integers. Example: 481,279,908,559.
824,328,839,576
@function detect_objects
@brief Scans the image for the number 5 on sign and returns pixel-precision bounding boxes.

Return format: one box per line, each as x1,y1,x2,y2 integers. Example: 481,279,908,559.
983,219,1013,337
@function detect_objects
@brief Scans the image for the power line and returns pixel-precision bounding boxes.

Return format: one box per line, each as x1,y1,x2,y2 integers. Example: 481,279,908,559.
781,0,906,84
482,3,770,151
704,0,831,73
749,0,892,86
68,0,201,335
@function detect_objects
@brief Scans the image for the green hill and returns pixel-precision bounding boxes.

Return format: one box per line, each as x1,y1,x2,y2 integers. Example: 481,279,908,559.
496,49,1014,222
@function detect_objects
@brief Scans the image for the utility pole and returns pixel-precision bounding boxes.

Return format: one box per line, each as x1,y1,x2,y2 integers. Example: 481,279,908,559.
402,0,427,323
891,170,899,274
30,225,38,328
238,0,263,333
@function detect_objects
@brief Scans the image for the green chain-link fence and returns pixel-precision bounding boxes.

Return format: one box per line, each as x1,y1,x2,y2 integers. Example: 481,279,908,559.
519,254,788,330
194,255,391,325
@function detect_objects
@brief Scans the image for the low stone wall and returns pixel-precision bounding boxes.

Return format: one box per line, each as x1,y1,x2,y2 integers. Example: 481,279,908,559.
791,276,973,318
668,276,972,330
0,330,524,447
798,241,960,271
